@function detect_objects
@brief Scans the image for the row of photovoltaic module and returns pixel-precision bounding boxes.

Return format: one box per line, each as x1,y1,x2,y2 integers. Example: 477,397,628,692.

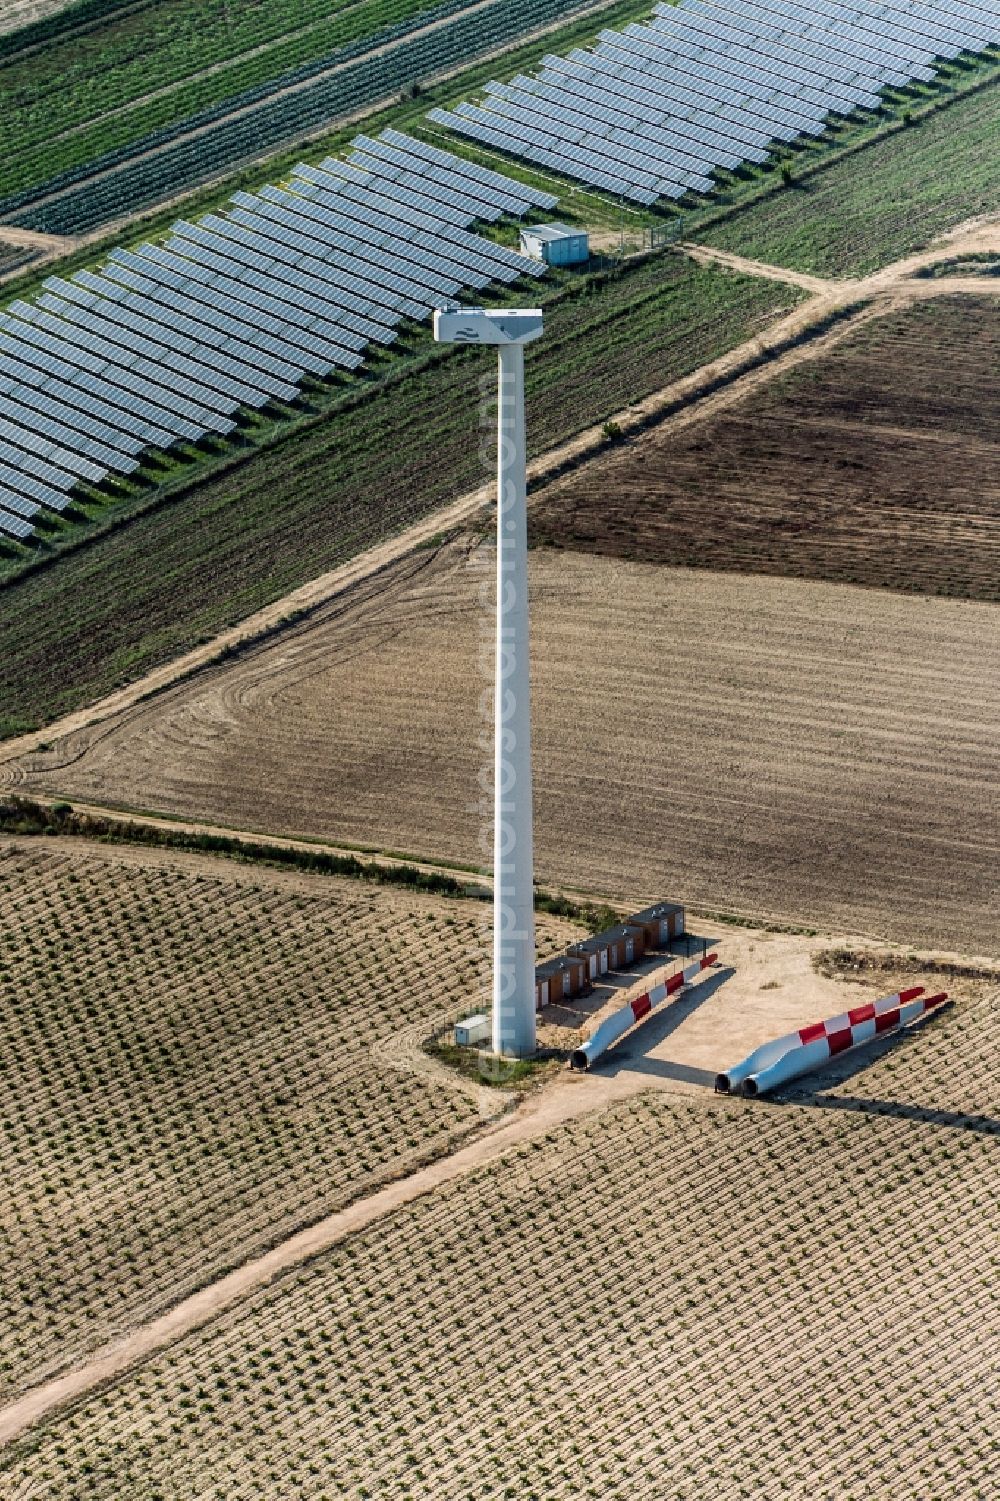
428,0,999,204
0,129,555,541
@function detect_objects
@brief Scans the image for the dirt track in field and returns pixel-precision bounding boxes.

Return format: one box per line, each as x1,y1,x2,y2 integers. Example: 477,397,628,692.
12,541,999,957
682,213,1000,290
0,1030,700,1450
0,830,581,1436
1,226,997,959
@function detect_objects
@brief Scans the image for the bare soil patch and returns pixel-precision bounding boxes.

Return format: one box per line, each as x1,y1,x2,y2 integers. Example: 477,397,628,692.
532,297,1000,600
14,541,999,957
0,224,70,249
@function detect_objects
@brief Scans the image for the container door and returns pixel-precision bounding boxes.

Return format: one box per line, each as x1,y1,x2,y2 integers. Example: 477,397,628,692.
625,937,634,964
542,981,549,1007
589,954,597,979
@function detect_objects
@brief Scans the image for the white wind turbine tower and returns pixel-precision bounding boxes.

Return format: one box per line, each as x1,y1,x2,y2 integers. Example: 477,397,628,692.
434,305,544,1059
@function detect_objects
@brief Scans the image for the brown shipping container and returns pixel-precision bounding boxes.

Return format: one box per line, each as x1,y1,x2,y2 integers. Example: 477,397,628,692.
628,902,685,947
535,954,587,1010
584,924,648,970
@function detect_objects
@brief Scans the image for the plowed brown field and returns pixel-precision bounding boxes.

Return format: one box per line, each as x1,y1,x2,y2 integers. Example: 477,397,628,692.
531,298,1000,600
13,540,999,956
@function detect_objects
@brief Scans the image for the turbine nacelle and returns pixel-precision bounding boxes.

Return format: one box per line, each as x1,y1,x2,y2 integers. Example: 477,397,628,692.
433,306,544,346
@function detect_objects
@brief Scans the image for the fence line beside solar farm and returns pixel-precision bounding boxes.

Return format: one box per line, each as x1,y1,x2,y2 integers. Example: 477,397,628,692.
0,130,555,544
428,0,1000,205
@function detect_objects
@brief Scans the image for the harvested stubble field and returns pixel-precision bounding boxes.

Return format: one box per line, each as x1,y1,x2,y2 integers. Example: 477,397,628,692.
701,70,1000,275
17,540,1000,956
0,835,583,1403
531,297,1000,600
3,1086,996,1498
0,260,796,736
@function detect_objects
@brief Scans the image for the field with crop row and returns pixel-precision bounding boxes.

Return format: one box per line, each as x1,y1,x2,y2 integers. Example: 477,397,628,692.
532,297,1000,600
0,259,796,735
702,69,1000,275
3,0,612,234
18,540,999,956
0,836,583,1402
3,1084,994,1497
3,0,446,194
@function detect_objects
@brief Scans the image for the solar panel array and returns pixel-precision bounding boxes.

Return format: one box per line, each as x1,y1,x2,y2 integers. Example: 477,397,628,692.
428,0,1000,205
0,130,555,542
